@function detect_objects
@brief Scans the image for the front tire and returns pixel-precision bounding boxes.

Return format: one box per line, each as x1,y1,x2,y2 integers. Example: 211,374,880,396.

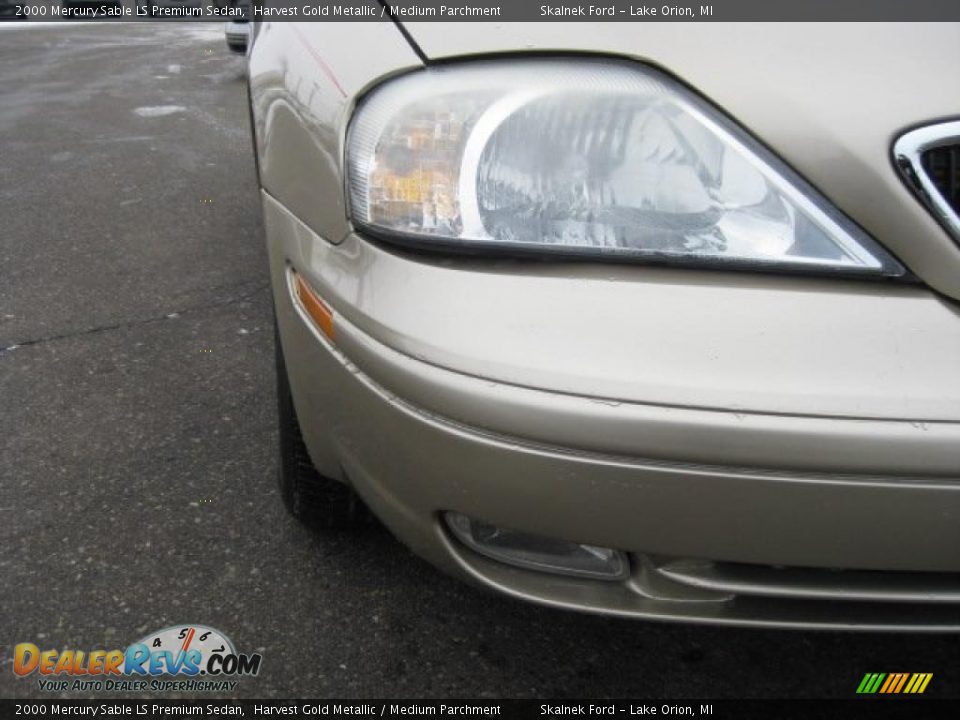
275,323,369,530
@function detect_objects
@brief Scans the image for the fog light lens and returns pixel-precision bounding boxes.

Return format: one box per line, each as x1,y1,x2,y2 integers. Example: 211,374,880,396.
445,512,628,581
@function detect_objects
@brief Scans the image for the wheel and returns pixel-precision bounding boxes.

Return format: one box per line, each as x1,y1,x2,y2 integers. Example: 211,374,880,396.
275,322,370,529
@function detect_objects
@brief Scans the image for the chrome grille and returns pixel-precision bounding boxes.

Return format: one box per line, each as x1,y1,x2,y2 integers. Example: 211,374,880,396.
922,144,960,215
894,120,960,244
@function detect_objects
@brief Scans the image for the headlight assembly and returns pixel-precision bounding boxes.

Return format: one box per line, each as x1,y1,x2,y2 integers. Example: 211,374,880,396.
347,58,902,277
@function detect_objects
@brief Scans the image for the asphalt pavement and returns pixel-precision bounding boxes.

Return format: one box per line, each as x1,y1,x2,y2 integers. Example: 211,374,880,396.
1,23,957,700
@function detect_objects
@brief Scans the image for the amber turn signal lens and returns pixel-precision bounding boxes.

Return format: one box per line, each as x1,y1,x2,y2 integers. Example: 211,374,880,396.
293,273,335,341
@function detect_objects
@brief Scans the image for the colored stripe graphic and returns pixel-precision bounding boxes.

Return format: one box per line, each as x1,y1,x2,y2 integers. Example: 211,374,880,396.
858,672,932,694
892,673,910,694
905,673,933,694
878,674,895,693
857,673,884,693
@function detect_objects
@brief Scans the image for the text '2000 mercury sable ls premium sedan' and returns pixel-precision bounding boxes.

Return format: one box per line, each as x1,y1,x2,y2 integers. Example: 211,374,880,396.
247,21,960,630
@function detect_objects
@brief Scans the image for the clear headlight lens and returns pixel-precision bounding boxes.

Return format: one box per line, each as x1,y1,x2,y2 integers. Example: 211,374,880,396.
347,59,902,276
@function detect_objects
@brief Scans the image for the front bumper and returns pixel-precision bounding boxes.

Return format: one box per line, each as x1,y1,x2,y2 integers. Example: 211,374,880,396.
266,192,960,630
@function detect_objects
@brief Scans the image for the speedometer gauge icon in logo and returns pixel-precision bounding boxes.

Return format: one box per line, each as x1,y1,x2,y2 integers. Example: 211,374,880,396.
137,625,235,668
127,624,261,678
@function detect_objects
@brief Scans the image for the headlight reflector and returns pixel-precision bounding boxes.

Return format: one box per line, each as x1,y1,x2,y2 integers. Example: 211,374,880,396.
347,59,901,276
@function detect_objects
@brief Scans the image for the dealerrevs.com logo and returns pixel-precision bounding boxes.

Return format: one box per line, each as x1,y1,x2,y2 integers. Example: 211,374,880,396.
14,625,262,693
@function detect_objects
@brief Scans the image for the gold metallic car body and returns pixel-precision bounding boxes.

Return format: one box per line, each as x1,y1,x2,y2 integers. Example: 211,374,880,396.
249,22,960,629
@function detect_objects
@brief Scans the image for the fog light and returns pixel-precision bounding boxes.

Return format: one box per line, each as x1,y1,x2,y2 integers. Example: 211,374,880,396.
444,512,628,581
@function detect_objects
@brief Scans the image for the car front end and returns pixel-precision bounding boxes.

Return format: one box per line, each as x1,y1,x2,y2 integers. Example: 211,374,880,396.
249,21,960,630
